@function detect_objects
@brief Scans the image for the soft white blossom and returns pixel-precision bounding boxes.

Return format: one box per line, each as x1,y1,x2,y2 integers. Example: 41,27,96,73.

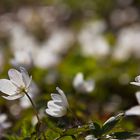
78,20,110,58
85,135,97,140
125,91,140,116
34,28,74,69
113,25,140,61
130,75,140,86
45,87,69,117
11,49,33,68
34,47,61,69
0,67,32,100
0,113,11,134
73,72,95,93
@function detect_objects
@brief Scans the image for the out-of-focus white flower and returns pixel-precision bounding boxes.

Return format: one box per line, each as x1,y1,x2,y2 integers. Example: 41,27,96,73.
0,113,11,133
9,23,37,52
78,20,110,58
113,25,140,61
34,28,74,69
73,72,95,93
130,75,140,86
85,135,97,140
34,47,61,69
45,87,69,117
125,91,140,116
11,49,33,68
0,67,32,100
44,29,74,54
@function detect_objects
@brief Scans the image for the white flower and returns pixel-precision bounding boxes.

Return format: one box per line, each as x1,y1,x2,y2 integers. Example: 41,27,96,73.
45,87,69,117
11,49,33,67
73,72,95,93
113,26,140,61
0,67,32,100
78,20,110,58
85,135,97,140
125,91,140,116
0,114,11,130
34,47,60,69
130,75,140,86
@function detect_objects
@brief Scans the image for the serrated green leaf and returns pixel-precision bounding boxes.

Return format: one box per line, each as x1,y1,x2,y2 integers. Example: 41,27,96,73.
101,113,124,134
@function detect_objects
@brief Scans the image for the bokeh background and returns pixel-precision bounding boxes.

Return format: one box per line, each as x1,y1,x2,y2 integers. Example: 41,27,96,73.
0,0,140,137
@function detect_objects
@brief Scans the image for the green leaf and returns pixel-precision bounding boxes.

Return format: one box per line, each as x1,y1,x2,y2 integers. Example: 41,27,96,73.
45,129,59,140
44,118,63,135
91,122,102,137
61,136,75,140
63,124,89,135
110,131,140,139
101,113,124,134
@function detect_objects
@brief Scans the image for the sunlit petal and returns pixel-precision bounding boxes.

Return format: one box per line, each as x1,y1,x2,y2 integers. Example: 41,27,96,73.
56,87,69,108
2,93,24,100
125,105,140,116
8,69,24,87
136,91,140,104
20,67,32,87
73,72,84,88
0,79,16,95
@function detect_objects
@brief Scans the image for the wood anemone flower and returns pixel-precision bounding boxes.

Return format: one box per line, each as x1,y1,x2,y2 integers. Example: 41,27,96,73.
45,87,69,117
130,75,140,86
0,67,32,100
73,72,94,93
125,91,140,116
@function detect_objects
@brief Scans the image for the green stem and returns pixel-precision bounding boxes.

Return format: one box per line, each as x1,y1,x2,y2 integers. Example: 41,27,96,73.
25,92,41,124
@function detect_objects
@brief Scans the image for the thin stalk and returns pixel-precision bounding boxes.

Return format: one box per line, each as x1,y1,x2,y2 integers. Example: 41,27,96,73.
25,92,41,124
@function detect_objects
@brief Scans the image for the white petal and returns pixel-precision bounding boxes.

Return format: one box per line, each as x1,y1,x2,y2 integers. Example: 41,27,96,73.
85,135,95,140
130,82,140,86
8,69,24,87
0,114,7,123
73,72,84,88
54,101,65,107
135,75,140,82
45,108,65,117
84,80,94,92
20,95,31,108
56,87,69,108
0,79,16,95
1,122,11,129
47,100,63,110
125,105,140,116
136,91,140,104
20,67,32,88
2,93,24,100
51,93,62,101
45,108,59,117
53,108,66,116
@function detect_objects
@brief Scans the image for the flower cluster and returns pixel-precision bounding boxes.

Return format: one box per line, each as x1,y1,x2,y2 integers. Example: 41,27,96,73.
0,67,140,139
